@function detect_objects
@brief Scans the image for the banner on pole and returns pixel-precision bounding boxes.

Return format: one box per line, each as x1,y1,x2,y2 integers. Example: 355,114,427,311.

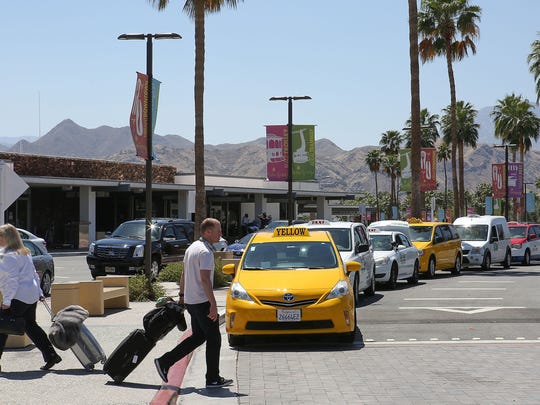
420,148,437,191
492,163,505,199
130,72,161,160
507,162,522,199
400,149,411,192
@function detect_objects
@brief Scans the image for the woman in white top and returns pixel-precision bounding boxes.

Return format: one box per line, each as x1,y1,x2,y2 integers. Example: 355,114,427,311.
0,224,61,372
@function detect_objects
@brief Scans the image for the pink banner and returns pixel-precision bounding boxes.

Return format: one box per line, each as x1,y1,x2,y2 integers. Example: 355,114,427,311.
492,163,505,198
420,148,437,191
130,72,149,159
266,125,288,181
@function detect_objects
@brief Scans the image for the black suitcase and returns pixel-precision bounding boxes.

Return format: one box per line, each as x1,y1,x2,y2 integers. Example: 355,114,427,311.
103,329,156,384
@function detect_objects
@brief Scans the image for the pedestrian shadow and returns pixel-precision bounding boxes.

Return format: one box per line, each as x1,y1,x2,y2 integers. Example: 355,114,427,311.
0,367,93,380
180,386,246,399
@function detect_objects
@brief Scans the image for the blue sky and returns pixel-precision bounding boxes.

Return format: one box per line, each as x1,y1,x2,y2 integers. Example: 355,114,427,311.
3,1,540,150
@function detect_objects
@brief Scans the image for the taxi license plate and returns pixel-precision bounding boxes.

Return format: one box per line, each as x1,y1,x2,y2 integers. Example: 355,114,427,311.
277,309,301,322
105,266,116,273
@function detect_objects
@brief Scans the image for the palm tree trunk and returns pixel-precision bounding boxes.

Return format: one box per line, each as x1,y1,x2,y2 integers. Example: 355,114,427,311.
408,0,422,218
375,173,380,221
194,0,206,238
459,140,465,215
446,44,460,219
444,159,448,210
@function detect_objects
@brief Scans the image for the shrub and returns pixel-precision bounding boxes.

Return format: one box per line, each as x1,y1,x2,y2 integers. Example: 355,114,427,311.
129,274,166,302
157,258,231,289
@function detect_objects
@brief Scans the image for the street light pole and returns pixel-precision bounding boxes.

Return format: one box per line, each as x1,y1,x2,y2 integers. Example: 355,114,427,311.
494,143,516,220
269,96,311,225
118,33,181,280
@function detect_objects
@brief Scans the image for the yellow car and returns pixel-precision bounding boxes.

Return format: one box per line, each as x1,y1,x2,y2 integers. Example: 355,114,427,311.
408,221,462,278
221,226,361,346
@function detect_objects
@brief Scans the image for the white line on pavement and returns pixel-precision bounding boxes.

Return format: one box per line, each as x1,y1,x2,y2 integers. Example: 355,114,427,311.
403,297,503,300
432,287,506,290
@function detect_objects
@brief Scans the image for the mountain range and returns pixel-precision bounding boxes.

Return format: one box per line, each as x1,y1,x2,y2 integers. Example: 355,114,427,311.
2,117,540,195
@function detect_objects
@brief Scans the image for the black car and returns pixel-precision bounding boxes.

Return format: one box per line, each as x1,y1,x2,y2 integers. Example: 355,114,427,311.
86,218,194,279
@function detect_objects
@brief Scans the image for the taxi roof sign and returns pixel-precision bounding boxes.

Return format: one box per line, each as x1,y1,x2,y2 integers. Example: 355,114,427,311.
273,227,310,237
307,219,331,225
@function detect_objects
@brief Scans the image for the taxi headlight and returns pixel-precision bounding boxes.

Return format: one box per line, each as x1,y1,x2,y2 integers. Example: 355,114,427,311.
133,244,144,258
375,256,389,265
88,242,95,255
417,249,424,256
230,282,253,302
326,280,349,300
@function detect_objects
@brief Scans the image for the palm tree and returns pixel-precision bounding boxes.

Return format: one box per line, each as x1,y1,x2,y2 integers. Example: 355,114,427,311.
408,0,422,219
380,130,402,214
404,108,440,148
418,0,481,219
441,100,479,215
492,94,540,220
527,34,540,104
437,141,451,210
150,0,244,236
365,149,383,220
381,155,401,218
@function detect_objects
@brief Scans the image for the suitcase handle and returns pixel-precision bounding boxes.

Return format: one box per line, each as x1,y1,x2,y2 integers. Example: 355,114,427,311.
41,299,54,321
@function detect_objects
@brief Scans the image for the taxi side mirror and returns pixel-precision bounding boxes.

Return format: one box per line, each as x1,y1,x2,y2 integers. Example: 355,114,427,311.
345,261,361,272
221,263,236,275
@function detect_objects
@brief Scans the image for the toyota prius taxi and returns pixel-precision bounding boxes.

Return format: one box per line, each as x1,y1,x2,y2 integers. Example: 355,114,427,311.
221,226,361,346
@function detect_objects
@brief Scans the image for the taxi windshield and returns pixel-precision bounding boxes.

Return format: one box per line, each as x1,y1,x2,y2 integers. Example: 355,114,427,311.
242,241,338,270
308,228,351,251
370,234,394,251
409,226,433,242
509,226,527,238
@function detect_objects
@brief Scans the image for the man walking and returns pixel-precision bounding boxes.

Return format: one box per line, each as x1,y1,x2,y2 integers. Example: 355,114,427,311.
154,218,232,388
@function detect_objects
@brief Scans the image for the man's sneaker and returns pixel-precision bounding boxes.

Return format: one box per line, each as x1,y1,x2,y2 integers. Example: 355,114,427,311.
206,376,233,388
154,358,168,383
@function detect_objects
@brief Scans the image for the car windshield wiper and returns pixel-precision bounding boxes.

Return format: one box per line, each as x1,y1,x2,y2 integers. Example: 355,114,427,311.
242,266,264,270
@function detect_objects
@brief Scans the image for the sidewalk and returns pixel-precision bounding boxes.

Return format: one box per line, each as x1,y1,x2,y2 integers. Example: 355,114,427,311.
0,283,235,405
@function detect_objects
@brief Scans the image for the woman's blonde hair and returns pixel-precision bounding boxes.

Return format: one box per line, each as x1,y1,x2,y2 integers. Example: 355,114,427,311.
0,224,30,255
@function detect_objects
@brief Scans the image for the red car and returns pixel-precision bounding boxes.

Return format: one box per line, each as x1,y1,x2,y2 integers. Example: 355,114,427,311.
507,222,540,265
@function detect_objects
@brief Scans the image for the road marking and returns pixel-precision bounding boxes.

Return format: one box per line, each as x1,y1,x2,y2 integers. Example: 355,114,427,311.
363,339,540,346
432,287,506,290
404,297,503,301
459,280,514,283
399,306,525,314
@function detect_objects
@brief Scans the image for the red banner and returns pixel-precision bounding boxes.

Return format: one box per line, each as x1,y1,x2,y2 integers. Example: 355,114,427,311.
130,72,149,159
266,125,288,181
420,148,437,191
492,163,505,198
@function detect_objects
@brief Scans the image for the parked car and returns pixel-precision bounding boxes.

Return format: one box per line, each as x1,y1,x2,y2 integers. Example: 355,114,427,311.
368,229,419,288
300,219,375,301
87,218,194,279
408,221,462,277
225,233,255,257
23,239,55,296
508,222,540,265
453,215,511,270
213,237,229,252
18,228,47,252
222,225,361,346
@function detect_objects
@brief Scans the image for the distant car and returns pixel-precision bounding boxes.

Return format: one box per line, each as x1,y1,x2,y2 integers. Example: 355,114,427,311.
368,230,419,288
222,225,361,346
263,219,306,231
453,215,511,270
18,228,47,252
300,219,375,301
23,239,55,296
508,222,540,265
408,221,462,277
226,233,255,257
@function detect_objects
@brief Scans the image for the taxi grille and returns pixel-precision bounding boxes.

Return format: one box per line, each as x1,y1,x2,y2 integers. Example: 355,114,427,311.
259,299,317,308
95,246,130,259
246,320,334,330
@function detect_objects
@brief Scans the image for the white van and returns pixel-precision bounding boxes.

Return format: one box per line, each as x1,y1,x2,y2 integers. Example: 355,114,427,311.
453,215,512,270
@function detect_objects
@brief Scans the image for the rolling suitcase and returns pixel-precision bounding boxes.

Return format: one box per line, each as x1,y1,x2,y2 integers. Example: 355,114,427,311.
42,300,106,370
103,328,156,384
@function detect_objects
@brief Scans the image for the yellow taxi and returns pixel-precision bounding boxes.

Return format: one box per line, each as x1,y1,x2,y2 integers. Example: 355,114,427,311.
221,226,361,346
407,221,462,278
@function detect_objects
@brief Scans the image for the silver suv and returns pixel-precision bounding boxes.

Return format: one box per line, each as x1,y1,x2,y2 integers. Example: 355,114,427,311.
301,220,376,301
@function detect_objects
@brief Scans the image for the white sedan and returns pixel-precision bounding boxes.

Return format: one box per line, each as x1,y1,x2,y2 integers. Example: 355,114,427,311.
369,230,419,289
